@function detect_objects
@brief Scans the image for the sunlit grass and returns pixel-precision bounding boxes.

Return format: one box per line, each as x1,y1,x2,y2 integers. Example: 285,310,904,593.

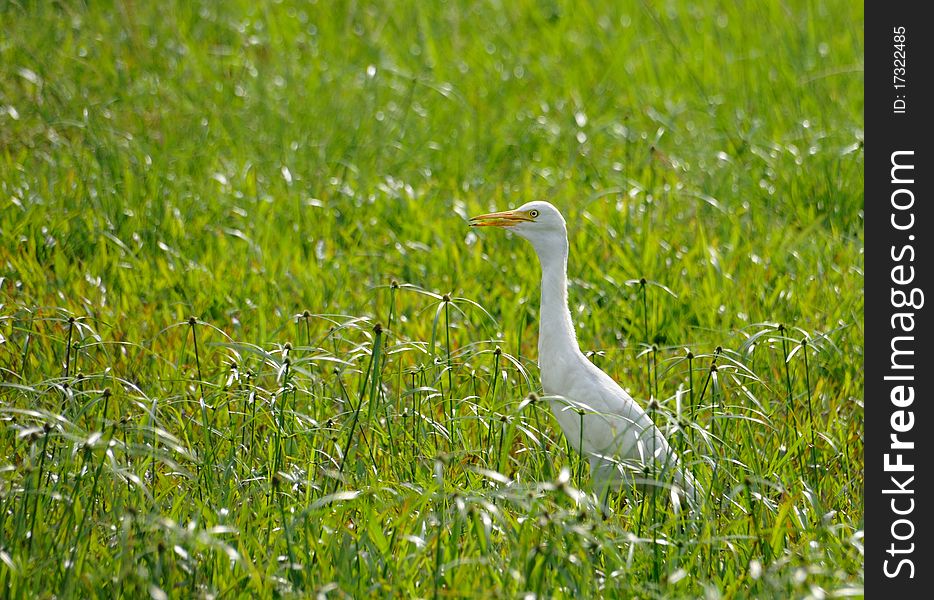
1,0,863,597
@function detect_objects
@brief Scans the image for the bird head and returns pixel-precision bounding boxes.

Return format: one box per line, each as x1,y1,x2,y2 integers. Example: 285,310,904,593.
469,201,567,253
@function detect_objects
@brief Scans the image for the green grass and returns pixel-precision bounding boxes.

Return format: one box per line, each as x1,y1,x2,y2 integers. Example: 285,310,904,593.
1,0,863,597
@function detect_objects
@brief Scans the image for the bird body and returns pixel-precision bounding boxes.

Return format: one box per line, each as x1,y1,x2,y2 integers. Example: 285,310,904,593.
470,201,694,505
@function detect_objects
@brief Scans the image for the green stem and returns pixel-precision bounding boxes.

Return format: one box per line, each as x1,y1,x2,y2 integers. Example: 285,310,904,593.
26,426,52,554
802,339,819,496
189,318,214,490
64,316,75,378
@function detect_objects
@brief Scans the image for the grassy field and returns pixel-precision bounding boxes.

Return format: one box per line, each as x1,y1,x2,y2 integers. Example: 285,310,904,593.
1,0,863,597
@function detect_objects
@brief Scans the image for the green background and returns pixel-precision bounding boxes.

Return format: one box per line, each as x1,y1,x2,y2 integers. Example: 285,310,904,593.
1,1,863,597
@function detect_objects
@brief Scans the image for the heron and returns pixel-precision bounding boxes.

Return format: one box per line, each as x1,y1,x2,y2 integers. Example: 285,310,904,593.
470,201,695,507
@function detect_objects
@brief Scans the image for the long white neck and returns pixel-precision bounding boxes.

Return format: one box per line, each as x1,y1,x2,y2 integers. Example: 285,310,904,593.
531,235,581,362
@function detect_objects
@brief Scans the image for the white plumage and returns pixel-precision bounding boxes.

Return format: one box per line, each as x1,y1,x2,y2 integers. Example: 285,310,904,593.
470,201,695,506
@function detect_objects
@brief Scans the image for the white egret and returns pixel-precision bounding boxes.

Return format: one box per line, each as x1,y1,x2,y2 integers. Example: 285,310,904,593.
470,201,695,506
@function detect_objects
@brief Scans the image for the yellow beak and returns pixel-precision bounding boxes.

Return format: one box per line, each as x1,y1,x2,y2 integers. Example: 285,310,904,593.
469,210,534,228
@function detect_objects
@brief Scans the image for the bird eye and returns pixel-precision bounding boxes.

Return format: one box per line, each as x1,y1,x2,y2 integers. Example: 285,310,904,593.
529,210,539,218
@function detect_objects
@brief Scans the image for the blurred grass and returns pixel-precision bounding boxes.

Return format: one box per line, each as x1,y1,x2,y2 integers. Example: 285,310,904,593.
1,0,862,597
